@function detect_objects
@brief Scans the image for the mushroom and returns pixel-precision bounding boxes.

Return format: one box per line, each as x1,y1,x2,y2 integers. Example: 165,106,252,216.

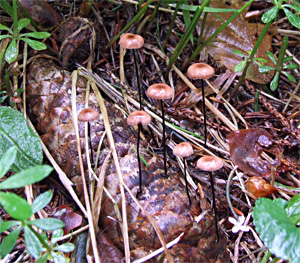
127,110,151,198
78,108,100,164
197,155,224,241
119,33,144,109
187,63,215,147
173,142,194,205
147,83,174,177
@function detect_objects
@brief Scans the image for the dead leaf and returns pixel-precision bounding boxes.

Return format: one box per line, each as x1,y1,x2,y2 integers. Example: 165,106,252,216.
201,0,276,84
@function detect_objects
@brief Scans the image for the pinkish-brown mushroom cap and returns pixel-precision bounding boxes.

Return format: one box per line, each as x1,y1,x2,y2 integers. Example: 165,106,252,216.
196,156,224,172
187,63,215,80
173,142,194,158
78,108,100,122
119,33,144,49
146,83,174,100
127,110,151,126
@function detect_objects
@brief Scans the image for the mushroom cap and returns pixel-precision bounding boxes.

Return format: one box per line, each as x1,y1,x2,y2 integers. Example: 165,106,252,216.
127,110,151,126
173,142,194,158
146,83,174,100
196,156,224,172
119,33,144,49
187,63,215,80
78,108,100,122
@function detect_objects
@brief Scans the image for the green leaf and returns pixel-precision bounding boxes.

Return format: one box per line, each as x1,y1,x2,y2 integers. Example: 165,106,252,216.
5,38,18,63
51,229,64,245
284,63,298,69
19,38,48,50
282,71,297,83
254,57,268,63
0,107,43,172
261,6,279,23
259,65,275,73
286,194,300,225
0,24,13,34
0,220,20,233
24,225,42,258
51,251,66,263
282,4,300,12
0,192,32,220
0,95,8,104
234,60,247,73
283,56,294,62
266,51,277,65
32,190,53,214
0,165,52,190
253,198,300,263
36,253,48,263
0,34,12,41
231,49,247,58
283,7,300,29
29,218,65,231
20,32,51,39
0,146,17,179
0,226,22,258
270,71,280,91
17,18,30,33
54,243,75,253
0,0,13,17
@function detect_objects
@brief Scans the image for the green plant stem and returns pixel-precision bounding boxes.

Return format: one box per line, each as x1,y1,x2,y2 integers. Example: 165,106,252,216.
162,1,180,50
276,36,288,71
27,224,52,254
184,0,254,68
12,0,18,38
197,1,209,46
146,0,162,32
230,19,275,97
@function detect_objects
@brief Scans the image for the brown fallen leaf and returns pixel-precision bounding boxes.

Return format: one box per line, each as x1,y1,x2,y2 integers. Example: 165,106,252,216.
51,205,83,235
201,0,276,84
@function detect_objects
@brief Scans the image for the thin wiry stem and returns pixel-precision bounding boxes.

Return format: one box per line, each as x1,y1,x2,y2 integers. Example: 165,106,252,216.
201,79,207,147
161,100,167,177
183,160,191,205
209,172,219,242
136,123,142,198
133,49,142,109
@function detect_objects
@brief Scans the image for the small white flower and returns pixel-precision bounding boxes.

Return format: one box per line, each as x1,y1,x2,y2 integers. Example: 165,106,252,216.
229,215,250,233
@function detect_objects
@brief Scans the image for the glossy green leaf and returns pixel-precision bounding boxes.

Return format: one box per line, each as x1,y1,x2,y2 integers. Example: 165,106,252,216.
32,191,53,214
234,60,247,73
0,146,17,179
0,165,52,190
0,192,32,220
253,198,300,263
51,229,64,245
24,225,42,258
0,226,22,258
261,6,279,23
231,49,247,58
0,24,13,34
282,4,300,12
51,251,66,263
284,63,298,69
20,38,47,50
286,194,300,225
29,218,65,231
0,95,8,104
54,243,75,253
283,7,300,29
0,34,12,41
270,71,280,91
283,56,294,63
17,18,30,33
20,32,51,39
0,220,20,233
36,253,48,263
5,38,18,63
266,51,277,65
0,0,13,17
0,107,43,172
282,71,297,83
254,57,268,63
259,65,274,73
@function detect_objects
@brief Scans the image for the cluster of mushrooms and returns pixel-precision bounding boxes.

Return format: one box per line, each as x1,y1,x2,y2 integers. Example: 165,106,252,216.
77,32,225,237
